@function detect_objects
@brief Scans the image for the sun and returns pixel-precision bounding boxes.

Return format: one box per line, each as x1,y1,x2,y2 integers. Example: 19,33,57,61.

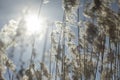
24,13,46,35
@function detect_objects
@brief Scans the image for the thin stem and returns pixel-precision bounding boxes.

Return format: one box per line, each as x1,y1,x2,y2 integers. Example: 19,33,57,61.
55,59,58,80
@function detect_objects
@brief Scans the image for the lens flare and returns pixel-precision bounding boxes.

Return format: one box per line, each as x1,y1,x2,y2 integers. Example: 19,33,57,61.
24,13,46,35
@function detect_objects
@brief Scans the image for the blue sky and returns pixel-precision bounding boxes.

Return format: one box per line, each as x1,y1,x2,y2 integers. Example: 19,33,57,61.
0,0,64,28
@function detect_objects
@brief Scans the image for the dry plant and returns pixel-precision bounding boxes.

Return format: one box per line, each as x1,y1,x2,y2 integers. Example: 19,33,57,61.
0,0,120,80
